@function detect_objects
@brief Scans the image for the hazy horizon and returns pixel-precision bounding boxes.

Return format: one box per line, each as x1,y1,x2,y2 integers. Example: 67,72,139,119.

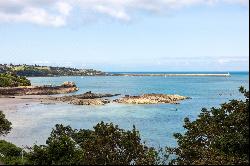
1,63,249,73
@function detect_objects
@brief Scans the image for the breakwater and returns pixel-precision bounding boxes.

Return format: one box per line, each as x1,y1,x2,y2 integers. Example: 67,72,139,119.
111,73,231,77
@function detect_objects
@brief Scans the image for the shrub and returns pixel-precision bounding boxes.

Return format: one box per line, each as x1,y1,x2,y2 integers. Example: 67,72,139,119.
0,73,31,87
0,140,27,165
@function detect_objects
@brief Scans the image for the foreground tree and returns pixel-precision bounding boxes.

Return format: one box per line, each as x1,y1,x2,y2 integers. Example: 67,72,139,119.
0,140,27,165
168,87,249,165
28,122,157,165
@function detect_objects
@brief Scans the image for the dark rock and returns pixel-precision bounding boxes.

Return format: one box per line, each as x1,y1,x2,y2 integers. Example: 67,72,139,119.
51,91,120,105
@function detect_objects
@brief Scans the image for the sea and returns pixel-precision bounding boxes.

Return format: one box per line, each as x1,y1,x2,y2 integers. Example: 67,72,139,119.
1,72,249,148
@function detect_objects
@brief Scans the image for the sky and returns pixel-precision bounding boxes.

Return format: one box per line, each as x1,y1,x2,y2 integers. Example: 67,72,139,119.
0,0,249,72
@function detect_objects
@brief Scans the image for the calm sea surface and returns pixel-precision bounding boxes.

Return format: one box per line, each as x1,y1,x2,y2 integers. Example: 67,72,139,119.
1,72,249,148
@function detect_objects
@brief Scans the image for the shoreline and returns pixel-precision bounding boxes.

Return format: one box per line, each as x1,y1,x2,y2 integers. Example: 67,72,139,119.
0,82,78,96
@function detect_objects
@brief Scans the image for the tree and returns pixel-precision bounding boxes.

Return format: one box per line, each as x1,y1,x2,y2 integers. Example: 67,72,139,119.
74,122,157,165
27,122,157,165
168,87,249,165
0,111,12,136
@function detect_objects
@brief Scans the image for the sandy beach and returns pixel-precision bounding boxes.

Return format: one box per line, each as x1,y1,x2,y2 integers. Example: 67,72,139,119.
0,95,56,111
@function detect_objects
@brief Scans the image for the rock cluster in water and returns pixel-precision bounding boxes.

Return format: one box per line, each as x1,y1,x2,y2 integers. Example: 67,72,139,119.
52,91,120,105
114,94,189,104
0,79,190,105
51,92,189,105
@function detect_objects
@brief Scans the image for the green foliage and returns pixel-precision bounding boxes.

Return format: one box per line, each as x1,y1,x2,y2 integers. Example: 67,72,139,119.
0,140,27,165
27,122,157,165
76,122,157,165
168,87,249,165
0,111,12,136
0,73,31,87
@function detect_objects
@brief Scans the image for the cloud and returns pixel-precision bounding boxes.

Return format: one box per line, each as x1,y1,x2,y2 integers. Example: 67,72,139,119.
0,0,248,27
0,7,66,27
56,2,72,16
93,5,130,21
0,0,70,27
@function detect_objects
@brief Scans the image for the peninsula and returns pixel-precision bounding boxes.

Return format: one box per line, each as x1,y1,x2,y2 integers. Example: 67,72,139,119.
0,82,78,95
0,64,107,77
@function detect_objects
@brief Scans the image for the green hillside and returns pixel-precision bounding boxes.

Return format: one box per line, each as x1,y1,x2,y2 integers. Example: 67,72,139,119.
0,64,107,77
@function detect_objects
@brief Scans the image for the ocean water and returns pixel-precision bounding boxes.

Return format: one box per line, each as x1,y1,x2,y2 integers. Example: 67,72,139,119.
1,72,249,148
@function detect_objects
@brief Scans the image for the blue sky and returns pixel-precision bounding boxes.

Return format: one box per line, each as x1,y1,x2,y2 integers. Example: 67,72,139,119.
0,0,249,72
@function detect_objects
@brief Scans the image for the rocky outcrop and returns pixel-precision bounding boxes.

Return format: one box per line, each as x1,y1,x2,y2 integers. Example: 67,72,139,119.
51,91,120,105
0,82,78,95
49,92,189,105
69,99,111,105
114,94,189,104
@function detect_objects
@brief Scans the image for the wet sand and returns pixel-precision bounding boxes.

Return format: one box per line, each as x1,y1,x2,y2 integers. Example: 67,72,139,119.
0,95,57,111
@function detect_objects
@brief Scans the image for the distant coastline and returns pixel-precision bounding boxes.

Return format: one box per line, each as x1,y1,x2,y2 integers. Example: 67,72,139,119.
1,64,248,77
0,64,106,77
